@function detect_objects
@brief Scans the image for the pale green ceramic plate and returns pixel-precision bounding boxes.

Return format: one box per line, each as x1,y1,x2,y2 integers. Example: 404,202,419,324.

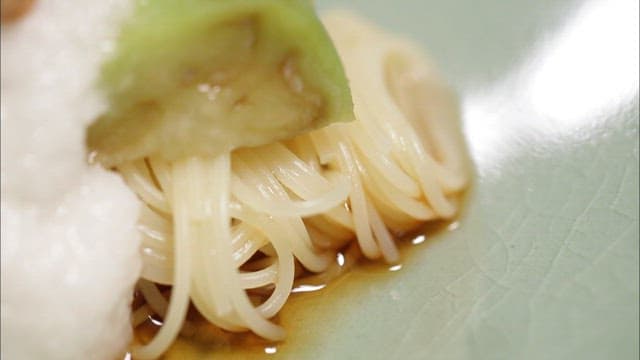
168,0,639,358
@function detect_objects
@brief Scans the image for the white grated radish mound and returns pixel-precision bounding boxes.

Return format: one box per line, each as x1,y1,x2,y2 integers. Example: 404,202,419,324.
1,1,141,359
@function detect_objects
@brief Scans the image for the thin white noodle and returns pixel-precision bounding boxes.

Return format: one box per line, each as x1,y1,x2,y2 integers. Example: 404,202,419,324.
118,161,170,213
137,279,168,318
240,264,278,289
194,156,233,317
229,203,295,318
230,171,350,218
334,136,381,259
139,253,172,285
131,158,194,360
347,123,421,197
358,156,435,221
231,224,268,266
132,304,153,327
325,199,355,226
127,12,471,359
233,157,331,272
147,158,173,195
304,215,353,244
366,201,400,264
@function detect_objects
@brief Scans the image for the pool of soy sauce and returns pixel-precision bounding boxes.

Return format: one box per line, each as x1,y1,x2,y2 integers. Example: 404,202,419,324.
130,219,459,360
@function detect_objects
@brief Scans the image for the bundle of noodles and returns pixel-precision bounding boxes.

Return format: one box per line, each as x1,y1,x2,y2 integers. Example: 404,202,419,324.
116,11,470,359
1,0,469,358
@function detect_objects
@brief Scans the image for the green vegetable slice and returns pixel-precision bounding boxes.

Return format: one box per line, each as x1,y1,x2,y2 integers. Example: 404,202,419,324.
87,0,353,166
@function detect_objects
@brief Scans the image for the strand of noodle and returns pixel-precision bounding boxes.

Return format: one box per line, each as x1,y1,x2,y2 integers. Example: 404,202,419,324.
137,222,173,286
366,201,400,263
232,145,349,217
349,93,394,152
325,13,467,203
305,224,352,250
233,158,330,272
132,304,153,327
361,42,458,216
390,102,467,193
140,233,171,259
186,155,245,332
140,252,172,285
240,256,276,272
118,161,170,213
229,286,284,340
320,204,355,231
147,157,173,196
231,224,269,266
357,154,435,221
229,203,295,318
372,89,456,217
404,148,456,217
137,279,169,318
309,127,341,166
138,205,172,252
384,90,467,194
230,172,349,218
188,155,286,336
304,215,353,243
276,152,356,230
190,280,245,332
132,297,197,337
293,241,362,288
258,143,346,200
332,133,381,259
329,22,457,217
278,217,331,272
375,84,462,198
287,137,365,236
241,154,333,272
136,221,172,285
230,225,279,288
306,223,355,249
243,149,336,272
363,189,423,234
285,135,323,172
138,213,270,286
304,223,335,248
138,205,171,237
386,42,469,188
130,158,193,360
187,212,225,324
361,91,456,218
223,208,288,338
239,264,278,289
195,156,233,317
258,243,277,257
346,123,421,197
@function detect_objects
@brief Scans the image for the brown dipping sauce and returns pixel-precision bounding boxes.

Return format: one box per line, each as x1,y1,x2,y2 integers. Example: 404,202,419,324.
1,0,35,23
131,219,459,359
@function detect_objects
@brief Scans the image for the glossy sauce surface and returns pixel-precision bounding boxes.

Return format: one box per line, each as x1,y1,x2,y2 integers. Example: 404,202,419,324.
133,220,461,359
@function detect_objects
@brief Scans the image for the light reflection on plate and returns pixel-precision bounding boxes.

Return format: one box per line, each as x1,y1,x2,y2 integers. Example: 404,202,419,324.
465,0,639,173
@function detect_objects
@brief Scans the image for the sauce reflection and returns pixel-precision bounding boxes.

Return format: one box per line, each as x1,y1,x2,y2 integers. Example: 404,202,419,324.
130,220,458,359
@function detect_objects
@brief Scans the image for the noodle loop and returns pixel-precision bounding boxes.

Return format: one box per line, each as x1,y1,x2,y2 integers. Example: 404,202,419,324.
127,13,469,359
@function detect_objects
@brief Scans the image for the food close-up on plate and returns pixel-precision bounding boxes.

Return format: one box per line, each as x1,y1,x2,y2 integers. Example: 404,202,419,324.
1,0,638,359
